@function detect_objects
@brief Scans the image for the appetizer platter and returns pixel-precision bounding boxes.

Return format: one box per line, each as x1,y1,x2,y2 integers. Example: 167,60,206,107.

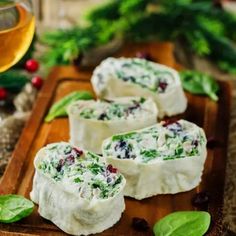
0,42,232,235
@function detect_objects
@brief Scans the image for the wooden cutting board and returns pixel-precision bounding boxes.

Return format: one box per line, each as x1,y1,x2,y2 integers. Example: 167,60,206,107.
0,42,232,236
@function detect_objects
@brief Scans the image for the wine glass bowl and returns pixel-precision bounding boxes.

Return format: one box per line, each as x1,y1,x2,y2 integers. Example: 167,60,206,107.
0,0,35,72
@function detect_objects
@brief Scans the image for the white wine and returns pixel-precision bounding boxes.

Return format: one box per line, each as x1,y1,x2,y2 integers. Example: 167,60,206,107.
0,2,35,72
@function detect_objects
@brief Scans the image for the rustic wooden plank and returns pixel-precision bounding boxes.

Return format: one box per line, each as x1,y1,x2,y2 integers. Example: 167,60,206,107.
0,42,231,235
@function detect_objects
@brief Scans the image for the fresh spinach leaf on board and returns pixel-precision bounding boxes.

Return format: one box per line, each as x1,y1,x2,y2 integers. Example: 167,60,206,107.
180,70,219,101
0,195,34,223
153,211,211,236
45,91,93,122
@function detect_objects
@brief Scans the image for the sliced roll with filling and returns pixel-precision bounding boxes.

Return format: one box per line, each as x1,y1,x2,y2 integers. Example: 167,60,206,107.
30,142,126,236
102,120,207,200
91,57,187,118
67,97,158,154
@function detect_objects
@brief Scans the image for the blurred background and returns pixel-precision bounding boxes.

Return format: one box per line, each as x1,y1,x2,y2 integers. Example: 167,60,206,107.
33,0,105,30
1,0,236,234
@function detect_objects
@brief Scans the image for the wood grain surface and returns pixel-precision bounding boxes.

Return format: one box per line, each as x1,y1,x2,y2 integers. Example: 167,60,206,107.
0,42,232,235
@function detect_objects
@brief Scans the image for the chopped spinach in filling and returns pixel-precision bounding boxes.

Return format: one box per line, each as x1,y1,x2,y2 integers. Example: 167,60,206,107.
38,143,123,199
78,97,147,121
103,121,206,163
112,58,175,93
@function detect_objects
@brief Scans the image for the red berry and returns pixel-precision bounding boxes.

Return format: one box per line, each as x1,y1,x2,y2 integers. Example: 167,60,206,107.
31,76,43,90
0,88,7,100
25,59,39,73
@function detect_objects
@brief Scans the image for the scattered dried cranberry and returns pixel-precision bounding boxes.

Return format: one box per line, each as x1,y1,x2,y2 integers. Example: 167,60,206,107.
73,147,83,156
66,155,75,165
31,76,44,90
135,51,153,61
158,81,168,92
207,137,220,149
192,191,210,208
163,120,182,134
0,87,7,100
56,159,65,172
131,217,149,232
107,164,117,173
25,59,39,73
162,119,179,127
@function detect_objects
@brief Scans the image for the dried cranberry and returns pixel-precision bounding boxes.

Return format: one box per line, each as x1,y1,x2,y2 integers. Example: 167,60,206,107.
98,113,108,120
66,155,75,165
107,164,117,173
73,147,83,156
56,159,65,172
162,119,179,127
158,81,168,92
135,51,153,61
131,217,149,232
192,191,210,208
163,121,182,134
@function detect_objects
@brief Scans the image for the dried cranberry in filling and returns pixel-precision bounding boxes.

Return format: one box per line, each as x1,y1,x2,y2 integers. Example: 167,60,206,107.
163,121,182,134
56,159,65,172
162,119,179,127
158,81,168,93
107,164,118,173
73,147,83,156
66,155,75,165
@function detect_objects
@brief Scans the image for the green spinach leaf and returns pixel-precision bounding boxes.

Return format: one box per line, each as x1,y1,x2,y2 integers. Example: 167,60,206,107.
153,211,211,236
45,91,93,122
180,70,219,101
112,132,137,141
0,195,34,223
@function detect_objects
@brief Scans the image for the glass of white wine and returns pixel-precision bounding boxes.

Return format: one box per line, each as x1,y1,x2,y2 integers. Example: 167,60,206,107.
0,0,35,72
